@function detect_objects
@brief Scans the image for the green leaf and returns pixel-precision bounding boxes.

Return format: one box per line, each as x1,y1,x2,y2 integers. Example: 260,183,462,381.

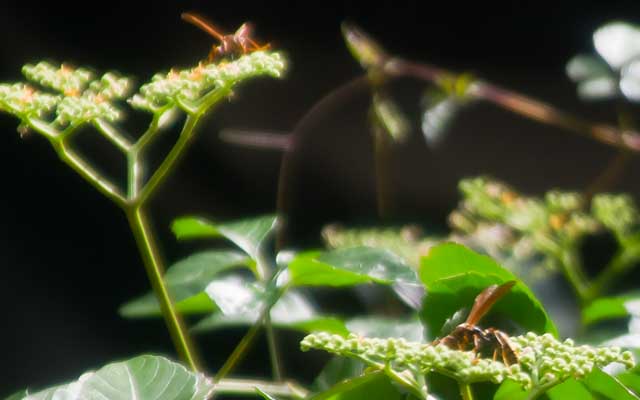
23,355,213,400
310,371,403,400
493,380,529,400
4,391,27,400
288,247,419,287
255,388,278,400
194,281,348,335
420,243,557,338
346,316,425,341
582,293,640,325
582,368,640,399
618,371,640,396
172,215,277,262
313,357,365,393
547,379,594,400
119,250,249,318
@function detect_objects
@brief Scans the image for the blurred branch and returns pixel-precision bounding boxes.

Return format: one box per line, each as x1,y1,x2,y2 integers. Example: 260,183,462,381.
384,58,640,152
342,22,640,153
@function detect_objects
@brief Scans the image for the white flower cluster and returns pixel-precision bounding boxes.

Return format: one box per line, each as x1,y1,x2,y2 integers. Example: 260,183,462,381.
301,332,634,390
22,62,93,95
0,83,60,118
9,62,133,126
592,194,640,239
129,51,286,113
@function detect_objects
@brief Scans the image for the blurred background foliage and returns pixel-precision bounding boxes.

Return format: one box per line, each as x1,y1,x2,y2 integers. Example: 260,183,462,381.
3,0,640,394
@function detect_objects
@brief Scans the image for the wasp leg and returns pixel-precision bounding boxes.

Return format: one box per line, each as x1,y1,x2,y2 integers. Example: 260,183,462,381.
494,330,518,366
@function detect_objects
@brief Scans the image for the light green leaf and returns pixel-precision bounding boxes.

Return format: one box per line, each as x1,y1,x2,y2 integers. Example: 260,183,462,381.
23,355,213,400
547,379,594,400
346,316,424,341
420,243,557,338
493,380,528,400
582,368,640,399
582,293,640,326
194,282,348,335
119,250,249,318
255,387,279,400
618,371,640,396
313,357,365,393
172,215,277,262
288,247,418,287
4,391,27,400
310,371,403,400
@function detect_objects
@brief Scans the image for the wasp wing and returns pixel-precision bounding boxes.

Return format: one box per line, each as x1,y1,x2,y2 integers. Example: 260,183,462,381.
465,281,516,326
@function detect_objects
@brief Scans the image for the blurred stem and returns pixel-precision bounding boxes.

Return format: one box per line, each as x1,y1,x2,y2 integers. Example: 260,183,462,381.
459,383,474,400
558,248,590,304
372,117,394,218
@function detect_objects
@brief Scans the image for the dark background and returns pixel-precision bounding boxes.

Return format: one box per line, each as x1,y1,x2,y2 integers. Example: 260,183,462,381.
2,0,640,395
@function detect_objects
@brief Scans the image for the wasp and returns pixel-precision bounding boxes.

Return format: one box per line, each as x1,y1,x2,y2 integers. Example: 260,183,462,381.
434,281,518,366
181,12,269,62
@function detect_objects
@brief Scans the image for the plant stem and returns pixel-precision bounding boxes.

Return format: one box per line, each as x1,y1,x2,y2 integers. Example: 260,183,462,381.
459,382,474,400
125,206,200,371
372,118,393,219
216,377,308,399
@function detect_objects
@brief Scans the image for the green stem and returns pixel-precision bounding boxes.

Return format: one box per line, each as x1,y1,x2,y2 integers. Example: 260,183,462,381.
216,377,308,399
125,206,200,370
137,87,230,205
459,382,474,400
55,140,127,206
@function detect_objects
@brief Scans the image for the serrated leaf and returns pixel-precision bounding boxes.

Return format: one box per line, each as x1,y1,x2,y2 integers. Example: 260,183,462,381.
311,371,403,400
288,247,418,287
120,250,250,318
23,355,213,400
172,215,277,263
419,243,557,338
346,315,424,341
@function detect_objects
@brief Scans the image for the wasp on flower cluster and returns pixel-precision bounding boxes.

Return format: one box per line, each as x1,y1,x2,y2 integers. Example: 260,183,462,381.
434,281,519,366
182,12,270,63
